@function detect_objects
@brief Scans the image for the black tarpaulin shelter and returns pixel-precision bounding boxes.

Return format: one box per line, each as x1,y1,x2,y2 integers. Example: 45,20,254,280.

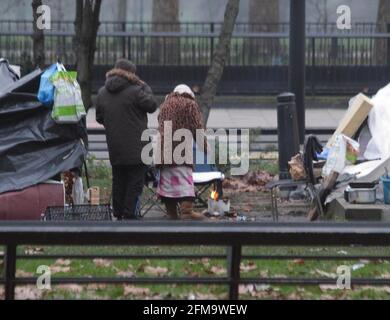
0,58,19,89
0,64,87,194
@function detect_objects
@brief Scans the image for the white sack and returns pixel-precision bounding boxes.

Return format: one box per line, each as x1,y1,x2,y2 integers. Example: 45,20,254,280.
364,83,390,160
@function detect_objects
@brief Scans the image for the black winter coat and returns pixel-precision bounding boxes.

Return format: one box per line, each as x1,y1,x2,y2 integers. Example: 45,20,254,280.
96,68,157,165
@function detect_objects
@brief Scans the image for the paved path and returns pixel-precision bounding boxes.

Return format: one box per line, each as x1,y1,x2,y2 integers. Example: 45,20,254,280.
87,107,346,130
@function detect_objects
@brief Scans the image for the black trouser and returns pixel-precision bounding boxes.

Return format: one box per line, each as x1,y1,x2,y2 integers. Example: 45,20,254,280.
112,164,146,220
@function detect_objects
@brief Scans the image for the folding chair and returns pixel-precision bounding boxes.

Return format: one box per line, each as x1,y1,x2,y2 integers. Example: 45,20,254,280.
265,135,324,222
138,166,166,217
193,144,225,207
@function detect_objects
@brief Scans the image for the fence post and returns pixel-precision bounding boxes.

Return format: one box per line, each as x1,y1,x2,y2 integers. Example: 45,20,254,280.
277,92,300,179
122,22,126,58
227,245,241,300
4,244,17,300
311,37,316,96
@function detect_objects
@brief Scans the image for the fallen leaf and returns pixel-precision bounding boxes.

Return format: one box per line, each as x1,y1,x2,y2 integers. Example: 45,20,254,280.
144,266,168,276
293,259,305,265
315,269,337,278
320,294,336,300
54,259,71,266
116,270,135,278
319,284,340,291
259,270,269,277
273,274,288,278
93,259,113,268
24,247,44,255
15,286,42,300
184,267,200,277
351,263,366,271
201,258,210,266
87,284,107,291
57,284,84,293
255,284,271,292
16,270,34,277
191,292,219,300
50,266,71,274
239,284,255,296
207,266,226,275
123,285,150,297
240,262,257,273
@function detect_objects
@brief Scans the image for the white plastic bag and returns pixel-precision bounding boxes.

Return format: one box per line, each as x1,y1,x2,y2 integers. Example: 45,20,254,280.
322,134,359,176
364,83,390,160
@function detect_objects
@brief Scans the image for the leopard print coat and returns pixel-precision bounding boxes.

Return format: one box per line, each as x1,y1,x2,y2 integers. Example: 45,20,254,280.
157,92,207,166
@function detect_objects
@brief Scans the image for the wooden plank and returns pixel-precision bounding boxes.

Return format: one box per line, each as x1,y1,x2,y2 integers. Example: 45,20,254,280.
326,93,374,147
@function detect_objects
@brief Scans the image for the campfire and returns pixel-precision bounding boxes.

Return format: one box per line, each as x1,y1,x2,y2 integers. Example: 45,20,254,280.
208,189,230,216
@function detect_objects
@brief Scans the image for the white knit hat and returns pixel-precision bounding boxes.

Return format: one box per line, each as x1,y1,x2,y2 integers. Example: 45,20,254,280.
173,84,195,98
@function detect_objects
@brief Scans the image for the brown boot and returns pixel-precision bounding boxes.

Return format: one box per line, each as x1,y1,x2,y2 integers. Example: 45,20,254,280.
180,201,205,220
165,200,178,220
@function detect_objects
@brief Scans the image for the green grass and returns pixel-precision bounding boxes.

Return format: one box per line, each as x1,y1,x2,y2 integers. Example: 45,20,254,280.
2,245,390,299
250,160,279,176
4,159,383,299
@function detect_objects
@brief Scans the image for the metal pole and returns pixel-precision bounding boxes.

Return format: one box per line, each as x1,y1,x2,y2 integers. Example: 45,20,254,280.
277,92,300,179
289,0,306,144
5,244,16,300
227,245,241,300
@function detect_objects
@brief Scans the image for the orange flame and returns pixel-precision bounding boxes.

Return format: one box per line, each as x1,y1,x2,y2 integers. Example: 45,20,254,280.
210,190,219,201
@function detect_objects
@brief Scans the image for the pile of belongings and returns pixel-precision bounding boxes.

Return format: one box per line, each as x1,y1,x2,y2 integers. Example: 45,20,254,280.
0,58,87,220
292,87,390,221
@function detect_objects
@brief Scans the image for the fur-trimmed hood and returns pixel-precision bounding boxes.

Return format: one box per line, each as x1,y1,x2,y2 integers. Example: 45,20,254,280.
105,68,142,93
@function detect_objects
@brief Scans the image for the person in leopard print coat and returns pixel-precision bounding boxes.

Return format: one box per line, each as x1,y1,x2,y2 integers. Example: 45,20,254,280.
156,85,208,220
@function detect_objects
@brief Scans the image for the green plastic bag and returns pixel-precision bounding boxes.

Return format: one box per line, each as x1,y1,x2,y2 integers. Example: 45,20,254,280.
50,71,86,124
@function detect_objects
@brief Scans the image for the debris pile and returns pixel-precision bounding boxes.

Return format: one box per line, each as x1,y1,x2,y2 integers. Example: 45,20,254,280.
222,170,275,193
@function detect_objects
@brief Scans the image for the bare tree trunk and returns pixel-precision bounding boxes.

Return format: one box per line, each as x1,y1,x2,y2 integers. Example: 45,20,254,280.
31,0,45,69
73,0,102,111
249,0,279,31
115,0,127,31
248,0,279,64
199,0,240,125
151,0,180,65
375,0,390,65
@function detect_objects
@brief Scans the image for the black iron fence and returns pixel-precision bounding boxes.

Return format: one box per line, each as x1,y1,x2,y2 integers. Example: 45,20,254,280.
1,21,390,94
2,221,390,300
0,21,386,34
1,22,390,67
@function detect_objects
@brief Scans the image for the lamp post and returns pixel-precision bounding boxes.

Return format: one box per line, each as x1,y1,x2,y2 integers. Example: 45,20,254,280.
289,0,306,144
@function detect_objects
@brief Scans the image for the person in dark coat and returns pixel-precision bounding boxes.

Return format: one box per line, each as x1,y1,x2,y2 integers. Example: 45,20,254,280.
96,59,157,219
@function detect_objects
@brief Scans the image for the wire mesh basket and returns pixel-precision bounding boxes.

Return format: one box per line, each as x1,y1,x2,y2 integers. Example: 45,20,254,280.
43,204,112,221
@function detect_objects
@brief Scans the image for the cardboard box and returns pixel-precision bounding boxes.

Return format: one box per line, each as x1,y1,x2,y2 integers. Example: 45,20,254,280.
88,187,100,205
327,93,374,147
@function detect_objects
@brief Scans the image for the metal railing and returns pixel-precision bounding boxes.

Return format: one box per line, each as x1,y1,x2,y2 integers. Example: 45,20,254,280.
1,24,390,67
0,21,386,34
1,21,390,95
1,221,390,300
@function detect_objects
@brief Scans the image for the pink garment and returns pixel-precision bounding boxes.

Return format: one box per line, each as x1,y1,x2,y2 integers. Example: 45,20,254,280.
157,166,195,198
